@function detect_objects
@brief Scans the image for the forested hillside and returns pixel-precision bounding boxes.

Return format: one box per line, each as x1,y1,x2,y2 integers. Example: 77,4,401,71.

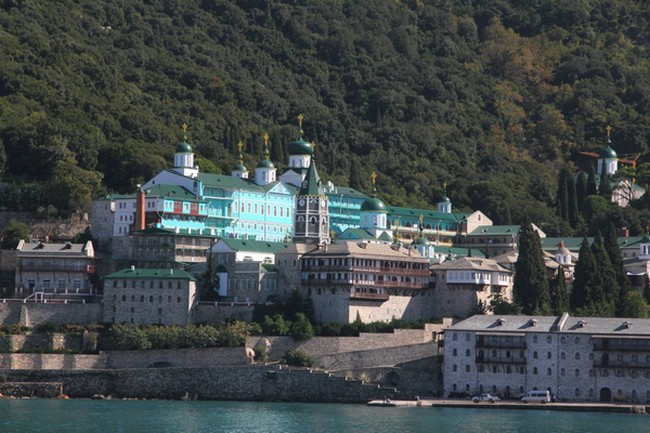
1,0,650,235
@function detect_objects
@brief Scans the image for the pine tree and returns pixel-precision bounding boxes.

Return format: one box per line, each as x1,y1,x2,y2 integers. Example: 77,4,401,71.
550,266,570,315
590,233,616,316
571,238,598,314
603,222,630,316
513,223,552,315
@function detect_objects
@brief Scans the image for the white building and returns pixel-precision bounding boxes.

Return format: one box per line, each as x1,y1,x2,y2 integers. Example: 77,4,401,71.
444,314,650,403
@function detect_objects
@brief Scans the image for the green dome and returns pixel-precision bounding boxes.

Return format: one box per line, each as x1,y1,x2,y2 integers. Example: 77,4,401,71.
257,159,275,169
233,163,247,171
288,138,313,156
361,197,387,212
642,235,650,244
599,145,617,159
415,236,430,246
176,141,192,153
439,195,451,203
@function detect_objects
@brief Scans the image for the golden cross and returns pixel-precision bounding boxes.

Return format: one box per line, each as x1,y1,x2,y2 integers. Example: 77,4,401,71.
443,181,447,190
263,132,269,146
182,123,188,139
419,214,424,224
606,125,613,138
311,141,316,150
237,140,244,153
297,113,304,129
371,171,377,186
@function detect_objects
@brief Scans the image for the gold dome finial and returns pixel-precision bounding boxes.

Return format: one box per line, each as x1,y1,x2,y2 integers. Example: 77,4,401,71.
181,123,188,140
371,171,377,186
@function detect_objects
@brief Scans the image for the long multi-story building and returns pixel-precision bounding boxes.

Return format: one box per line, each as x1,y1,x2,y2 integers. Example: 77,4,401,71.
443,314,650,403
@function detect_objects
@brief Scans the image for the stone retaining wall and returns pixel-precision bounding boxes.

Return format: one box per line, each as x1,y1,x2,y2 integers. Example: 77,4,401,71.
1,366,395,402
104,347,246,369
248,324,443,362
0,382,62,398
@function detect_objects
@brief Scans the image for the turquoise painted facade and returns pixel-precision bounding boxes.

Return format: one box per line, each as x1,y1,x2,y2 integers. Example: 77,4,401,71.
103,125,482,245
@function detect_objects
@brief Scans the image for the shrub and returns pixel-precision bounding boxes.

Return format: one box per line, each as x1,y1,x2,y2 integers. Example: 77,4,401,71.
216,321,253,347
289,313,314,341
104,324,151,350
262,314,290,336
253,343,268,363
282,349,314,367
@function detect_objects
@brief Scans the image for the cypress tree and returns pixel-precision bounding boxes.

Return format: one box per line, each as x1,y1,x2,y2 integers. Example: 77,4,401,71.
571,238,598,314
556,168,569,221
513,223,552,315
567,176,579,229
598,160,612,200
603,222,630,316
586,165,598,197
590,233,616,316
550,266,570,315
576,172,588,211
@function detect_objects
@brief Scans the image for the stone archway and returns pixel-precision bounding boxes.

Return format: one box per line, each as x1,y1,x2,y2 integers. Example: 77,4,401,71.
600,387,612,402
385,370,400,387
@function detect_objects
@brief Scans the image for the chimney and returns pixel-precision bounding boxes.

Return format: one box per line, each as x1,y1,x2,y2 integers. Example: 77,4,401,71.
135,184,146,231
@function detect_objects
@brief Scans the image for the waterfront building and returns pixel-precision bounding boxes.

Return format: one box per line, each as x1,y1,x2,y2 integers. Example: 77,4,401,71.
103,267,197,326
443,313,650,403
15,240,97,299
430,257,513,319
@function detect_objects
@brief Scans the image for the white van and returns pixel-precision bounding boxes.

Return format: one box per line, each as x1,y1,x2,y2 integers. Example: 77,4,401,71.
521,390,551,403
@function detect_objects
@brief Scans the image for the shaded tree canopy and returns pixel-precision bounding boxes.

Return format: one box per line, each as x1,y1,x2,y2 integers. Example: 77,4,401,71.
0,1,649,226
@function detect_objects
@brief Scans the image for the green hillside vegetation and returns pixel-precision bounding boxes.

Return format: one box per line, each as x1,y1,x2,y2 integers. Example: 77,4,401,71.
1,0,650,235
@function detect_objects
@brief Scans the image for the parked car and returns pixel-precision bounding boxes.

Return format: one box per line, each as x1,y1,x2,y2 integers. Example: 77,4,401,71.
472,393,500,403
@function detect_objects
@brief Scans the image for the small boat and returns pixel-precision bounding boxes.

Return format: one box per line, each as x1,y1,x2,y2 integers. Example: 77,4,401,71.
367,399,397,407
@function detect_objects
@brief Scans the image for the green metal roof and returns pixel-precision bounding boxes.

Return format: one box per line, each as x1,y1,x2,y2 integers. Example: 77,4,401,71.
105,268,195,280
361,196,387,212
299,161,323,196
337,228,377,241
218,238,291,253
146,184,204,202
386,205,469,222
257,159,275,169
467,225,521,236
176,141,192,153
599,145,617,159
133,227,218,238
288,138,313,156
197,173,264,192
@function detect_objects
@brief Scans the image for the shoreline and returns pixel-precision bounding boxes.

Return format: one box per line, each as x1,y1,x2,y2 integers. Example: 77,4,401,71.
367,398,649,414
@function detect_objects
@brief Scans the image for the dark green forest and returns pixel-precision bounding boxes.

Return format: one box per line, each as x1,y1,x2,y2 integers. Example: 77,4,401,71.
1,0,650,235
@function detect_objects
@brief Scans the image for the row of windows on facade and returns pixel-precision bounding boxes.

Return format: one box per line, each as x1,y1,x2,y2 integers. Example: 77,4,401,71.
451,333,586,344
450,383,647,399
452,348,601,361
111,280,184,289
134,249,204,259
445,272,510,282
451,363,650,378
137,237,211,247
26,279,83,289
233,222,291,233
230,203,292,218
480,334,650,349
306,272,422,284
111,294,184,304
229,279,276,291
302,258,427,270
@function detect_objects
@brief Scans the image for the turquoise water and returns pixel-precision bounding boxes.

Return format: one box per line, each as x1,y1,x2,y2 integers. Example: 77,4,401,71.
0,399,645,433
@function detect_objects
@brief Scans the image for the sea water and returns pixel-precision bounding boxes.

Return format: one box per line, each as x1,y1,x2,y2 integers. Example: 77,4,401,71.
0,399,645,433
